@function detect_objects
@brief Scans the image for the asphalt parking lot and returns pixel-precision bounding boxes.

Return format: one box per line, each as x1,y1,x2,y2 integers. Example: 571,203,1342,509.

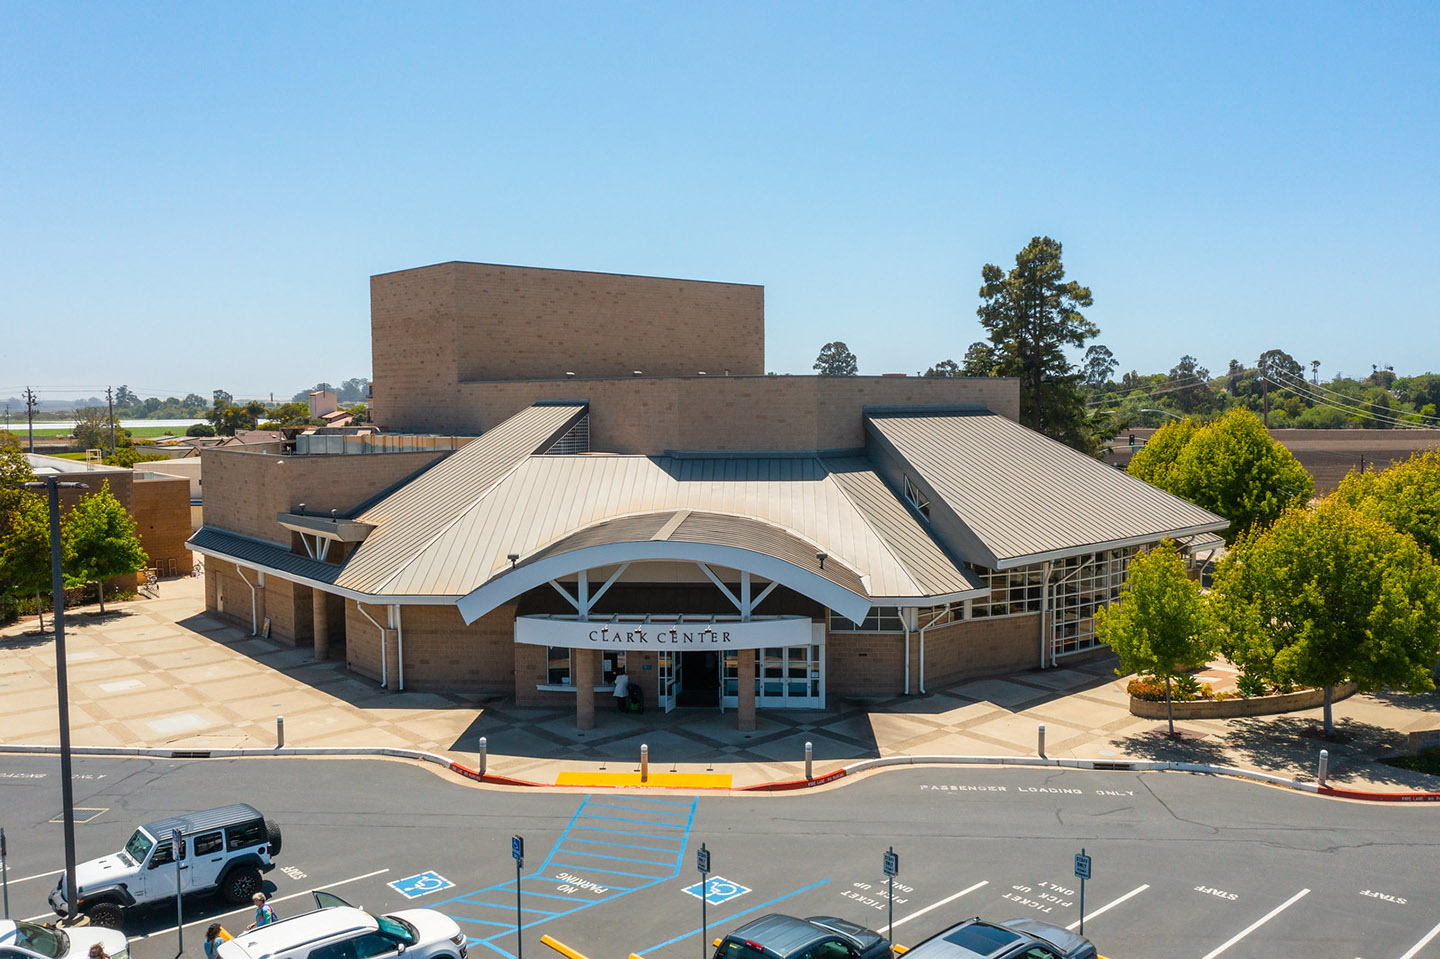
2,756,1438,958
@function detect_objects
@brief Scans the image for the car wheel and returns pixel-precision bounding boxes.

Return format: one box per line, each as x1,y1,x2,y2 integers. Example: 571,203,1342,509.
86,902,125,929
222,866,263,904
265,818,283,857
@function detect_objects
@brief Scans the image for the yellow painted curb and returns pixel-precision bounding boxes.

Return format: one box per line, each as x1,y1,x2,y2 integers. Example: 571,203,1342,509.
554,771,734,788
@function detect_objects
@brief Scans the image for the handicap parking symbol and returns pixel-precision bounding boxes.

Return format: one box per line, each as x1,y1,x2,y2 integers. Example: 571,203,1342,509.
683,876,751,905
389,870,456,899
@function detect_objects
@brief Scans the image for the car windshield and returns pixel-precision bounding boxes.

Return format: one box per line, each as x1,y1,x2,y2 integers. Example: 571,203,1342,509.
941,924,1021,954
124,828,155,864
376,915,418,946
13,921,68,958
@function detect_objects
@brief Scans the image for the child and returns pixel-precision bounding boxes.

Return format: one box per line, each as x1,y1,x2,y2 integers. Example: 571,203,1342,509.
248,892,278,929
204,924,234,959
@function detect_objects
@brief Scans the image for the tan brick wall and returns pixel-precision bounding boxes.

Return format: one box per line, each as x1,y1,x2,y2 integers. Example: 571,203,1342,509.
201,448,448,544
344,601,389,685
922,615,1042,687
263,577,312,646
394,603,516,692
132,475,192,575
371,263,765,430
206,558,261,633
388,375,1019,451
826,632,907,698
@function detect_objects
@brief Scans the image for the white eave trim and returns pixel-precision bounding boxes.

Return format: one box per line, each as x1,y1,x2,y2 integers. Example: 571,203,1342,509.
986,521,1231,570
456,541,872,625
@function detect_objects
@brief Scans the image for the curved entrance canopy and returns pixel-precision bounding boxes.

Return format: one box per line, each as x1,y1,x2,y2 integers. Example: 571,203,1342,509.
455,510,873,625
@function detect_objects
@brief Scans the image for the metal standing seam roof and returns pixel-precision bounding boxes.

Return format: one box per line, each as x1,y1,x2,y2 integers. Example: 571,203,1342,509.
516,509,868,596
341,452,980,601
866,410,1229,568
335,402,587,591
140,803,264,838
188,527,341,585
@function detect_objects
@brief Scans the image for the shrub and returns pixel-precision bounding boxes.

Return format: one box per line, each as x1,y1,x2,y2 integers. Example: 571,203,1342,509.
1127,674,1214,702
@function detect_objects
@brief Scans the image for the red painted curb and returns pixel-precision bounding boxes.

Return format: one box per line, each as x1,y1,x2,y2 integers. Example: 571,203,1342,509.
449,762,546,788
1317,785,1440,802
738,769,848,791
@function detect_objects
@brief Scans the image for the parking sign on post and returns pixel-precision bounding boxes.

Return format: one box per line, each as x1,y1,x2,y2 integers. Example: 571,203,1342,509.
697,844,711,959
512,836,525,959
1074,849,1091,936
883,847,900,947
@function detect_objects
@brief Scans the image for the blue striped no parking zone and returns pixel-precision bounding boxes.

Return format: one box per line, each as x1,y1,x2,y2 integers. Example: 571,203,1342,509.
433,794,698,958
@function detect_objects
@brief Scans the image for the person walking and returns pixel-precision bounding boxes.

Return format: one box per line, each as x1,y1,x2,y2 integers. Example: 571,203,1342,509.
247,892,277,929
612,667,630,712
204,923,234,959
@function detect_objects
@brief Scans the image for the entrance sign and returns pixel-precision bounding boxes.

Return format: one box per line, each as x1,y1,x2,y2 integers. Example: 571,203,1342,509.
515,614,813,651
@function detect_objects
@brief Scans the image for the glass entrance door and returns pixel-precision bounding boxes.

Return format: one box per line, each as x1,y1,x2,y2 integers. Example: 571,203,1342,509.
658,650,679,713
720,642,824,709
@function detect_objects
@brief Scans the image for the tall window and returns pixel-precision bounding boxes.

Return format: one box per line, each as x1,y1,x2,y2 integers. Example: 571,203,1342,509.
546,647,572,686
828,607,905,633
903,475,931,520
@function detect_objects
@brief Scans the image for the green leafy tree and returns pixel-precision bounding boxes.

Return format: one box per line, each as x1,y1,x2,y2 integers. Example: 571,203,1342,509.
813,341,859,376
1094,541,1211,736
1126,417,1198,491
63,480,148,613
0,492,60,631
1168,355,1216,414
977,236,1097,444
1082,344,1117,390
960,341,998,377
186,423,217,437
73,406,124,452
113,385,140,410
923,359,959,377
1129,408,1312,545
1332,450,1440,562
1210,500,1440,736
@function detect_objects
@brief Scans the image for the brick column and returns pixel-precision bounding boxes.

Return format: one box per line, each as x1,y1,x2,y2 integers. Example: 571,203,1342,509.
312,590,330,661
737,649,757,731
575,649,598,730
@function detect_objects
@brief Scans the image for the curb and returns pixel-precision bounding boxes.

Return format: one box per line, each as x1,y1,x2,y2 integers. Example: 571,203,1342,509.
3,743,1437,802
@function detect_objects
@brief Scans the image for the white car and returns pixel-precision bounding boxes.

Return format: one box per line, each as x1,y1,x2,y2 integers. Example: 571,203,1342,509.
218,892,467,959
0,919,129,959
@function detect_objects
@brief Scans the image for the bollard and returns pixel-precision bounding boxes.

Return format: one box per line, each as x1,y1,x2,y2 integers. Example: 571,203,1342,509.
640,744,649,783
805,741,814,780
1037,722,1046,759
277,715,285,748
1318,749,1329,787
479,736,488,777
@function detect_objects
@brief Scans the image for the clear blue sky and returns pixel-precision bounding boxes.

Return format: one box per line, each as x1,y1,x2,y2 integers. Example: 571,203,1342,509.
3,1,1436,403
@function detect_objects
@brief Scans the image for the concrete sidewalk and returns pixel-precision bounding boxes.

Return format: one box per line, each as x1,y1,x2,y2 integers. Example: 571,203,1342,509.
3,572,1438,794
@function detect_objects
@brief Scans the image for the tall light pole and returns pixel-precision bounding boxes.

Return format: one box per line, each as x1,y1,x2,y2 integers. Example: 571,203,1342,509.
1139,408,1184,422
22,476,87,919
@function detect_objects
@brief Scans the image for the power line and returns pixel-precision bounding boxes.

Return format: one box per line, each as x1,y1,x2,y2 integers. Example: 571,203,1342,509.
1264,368,1436,427
1267,379,1436,429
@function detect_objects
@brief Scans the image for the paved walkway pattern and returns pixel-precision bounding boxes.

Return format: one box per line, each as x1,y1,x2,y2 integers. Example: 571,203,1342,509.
2,571,1439,793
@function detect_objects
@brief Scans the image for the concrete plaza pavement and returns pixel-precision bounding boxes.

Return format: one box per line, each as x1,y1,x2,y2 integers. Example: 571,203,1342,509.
2,570,1439,794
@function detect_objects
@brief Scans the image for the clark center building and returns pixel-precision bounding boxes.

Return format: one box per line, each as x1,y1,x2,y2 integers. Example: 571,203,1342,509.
190,262,1226,730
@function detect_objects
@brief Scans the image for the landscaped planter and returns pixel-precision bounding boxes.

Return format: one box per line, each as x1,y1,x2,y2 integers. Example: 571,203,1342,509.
1129,682,1358,720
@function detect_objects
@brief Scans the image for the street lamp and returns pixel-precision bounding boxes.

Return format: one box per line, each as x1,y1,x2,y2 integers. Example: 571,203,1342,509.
21,476,88,921
1139,408,1184,422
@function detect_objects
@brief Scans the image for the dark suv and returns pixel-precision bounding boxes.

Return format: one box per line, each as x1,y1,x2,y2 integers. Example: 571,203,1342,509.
713,914,892,959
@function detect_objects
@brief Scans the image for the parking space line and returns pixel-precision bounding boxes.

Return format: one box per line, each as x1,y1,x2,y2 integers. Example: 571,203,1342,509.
1064,884,1150,931
10,868,64,885
1399,920,1440,959
557,848,677,867
1199,888,1310,959
133,868,391,940
634,879,832,955
891,881,989,929
578,813,689,828
569,836,683,853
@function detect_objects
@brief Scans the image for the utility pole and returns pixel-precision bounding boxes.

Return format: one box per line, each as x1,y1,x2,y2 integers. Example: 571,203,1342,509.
24,387,36,453
1260,360,1269,429
106,386,116,456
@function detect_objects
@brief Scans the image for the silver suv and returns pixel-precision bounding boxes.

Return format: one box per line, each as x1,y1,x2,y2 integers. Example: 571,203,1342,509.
49,803,281,929
218,891,467,959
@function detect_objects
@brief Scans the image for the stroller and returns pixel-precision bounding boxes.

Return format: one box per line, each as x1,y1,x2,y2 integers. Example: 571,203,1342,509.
622,684,645,714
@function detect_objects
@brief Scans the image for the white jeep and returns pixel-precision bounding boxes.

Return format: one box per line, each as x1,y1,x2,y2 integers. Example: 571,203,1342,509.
49,803,281,929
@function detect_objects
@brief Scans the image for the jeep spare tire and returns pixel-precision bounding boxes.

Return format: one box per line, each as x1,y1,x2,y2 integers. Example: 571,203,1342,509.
86,902,125,929
265,818,282,856
222,865,263,904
